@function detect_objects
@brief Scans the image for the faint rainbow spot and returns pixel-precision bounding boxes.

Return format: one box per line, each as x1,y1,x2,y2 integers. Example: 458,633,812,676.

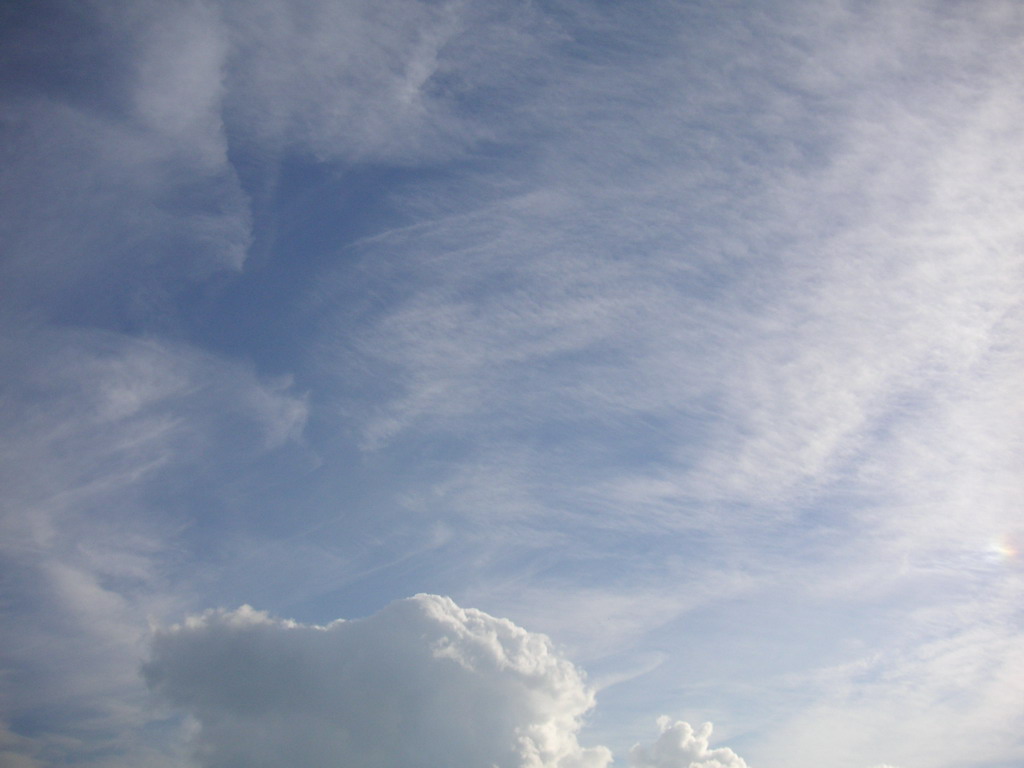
990,533,1019,560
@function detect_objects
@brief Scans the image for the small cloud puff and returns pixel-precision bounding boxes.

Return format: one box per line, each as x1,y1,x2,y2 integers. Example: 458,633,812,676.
144,594,612,768
629,717,748,768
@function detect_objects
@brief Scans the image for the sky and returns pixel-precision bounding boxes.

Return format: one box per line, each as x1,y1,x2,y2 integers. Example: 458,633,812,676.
1,0,1022,766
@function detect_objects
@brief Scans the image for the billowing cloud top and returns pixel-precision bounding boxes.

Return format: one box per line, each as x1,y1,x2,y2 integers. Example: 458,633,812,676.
630,718,747,768
145,594,615,768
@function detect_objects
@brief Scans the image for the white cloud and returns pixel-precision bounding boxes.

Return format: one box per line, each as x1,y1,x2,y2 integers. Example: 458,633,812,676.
629,718,747,768
145,594,613,768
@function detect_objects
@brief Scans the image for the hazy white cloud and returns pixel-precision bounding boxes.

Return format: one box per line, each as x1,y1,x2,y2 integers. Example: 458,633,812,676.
0,11,249,364
745,578,1024,768
0,328,306,544
221,0,454,162
0,723,43,768
216,0,571,166
145,594,612,768
0,328,307,766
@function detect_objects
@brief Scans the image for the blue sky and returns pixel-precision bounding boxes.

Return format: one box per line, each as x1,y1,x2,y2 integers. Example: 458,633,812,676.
1,1,1023,766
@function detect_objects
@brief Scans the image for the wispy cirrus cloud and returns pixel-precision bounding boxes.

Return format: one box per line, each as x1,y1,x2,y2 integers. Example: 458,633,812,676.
324,0,1024,523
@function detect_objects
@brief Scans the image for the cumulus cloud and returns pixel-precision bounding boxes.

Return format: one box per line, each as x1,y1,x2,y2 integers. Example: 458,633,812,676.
145,594,613,768
629,718,748,768
145,595,759,768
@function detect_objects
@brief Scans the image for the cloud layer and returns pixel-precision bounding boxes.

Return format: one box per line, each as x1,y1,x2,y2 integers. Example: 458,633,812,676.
2,0,1022,766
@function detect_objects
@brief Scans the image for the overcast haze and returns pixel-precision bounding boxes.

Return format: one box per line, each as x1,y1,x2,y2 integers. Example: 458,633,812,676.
1,1,1023,767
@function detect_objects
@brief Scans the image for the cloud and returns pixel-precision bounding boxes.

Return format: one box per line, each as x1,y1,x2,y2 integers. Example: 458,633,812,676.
630,718,747,768
751,591,1024,768
0,327,307,545
0,3,252,361
2,1,1022,767
319,0,1024,517
147,595,761,768
0,722,43,768
0,327,307,766
145,594,612,768
216,0,571,167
